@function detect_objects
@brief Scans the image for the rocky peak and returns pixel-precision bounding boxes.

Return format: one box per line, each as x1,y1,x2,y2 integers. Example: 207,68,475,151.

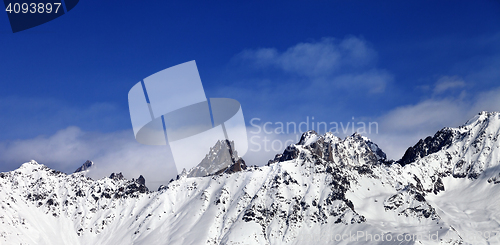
187,139,246,178
109,172,125,180
398,128,455,166
398,111,500,167
269,130,387,166
129,175,149,193
74,160,94,173
297,130,320,145
464,111,499,127
136,175,146,185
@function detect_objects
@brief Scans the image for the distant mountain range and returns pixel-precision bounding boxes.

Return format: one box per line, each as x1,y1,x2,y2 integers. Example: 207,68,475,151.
1,111,500,244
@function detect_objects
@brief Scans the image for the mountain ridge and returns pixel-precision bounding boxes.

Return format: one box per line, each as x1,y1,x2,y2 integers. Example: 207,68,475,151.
0,111,499,244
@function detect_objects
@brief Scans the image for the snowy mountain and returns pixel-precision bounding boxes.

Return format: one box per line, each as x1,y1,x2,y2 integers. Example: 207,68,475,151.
1,111,500,244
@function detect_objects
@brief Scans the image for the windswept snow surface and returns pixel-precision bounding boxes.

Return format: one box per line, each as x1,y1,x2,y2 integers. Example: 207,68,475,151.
1,111,500,244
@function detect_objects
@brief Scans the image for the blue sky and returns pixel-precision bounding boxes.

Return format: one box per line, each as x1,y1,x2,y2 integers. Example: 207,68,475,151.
0,1,499,187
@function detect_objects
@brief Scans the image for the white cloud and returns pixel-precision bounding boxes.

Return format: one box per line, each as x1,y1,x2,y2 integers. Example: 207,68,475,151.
239,37,377,77
433,76,466,94
379,99,464,133
235,37,387,93
331,69,391,94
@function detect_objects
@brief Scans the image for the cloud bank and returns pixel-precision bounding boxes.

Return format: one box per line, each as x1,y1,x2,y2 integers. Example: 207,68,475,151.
0,127,177,190
235,37,391,94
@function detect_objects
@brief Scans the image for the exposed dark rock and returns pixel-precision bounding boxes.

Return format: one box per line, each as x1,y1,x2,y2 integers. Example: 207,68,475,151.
74,160,94,173
109,172,125,180
189,139,247,177
225,158,247,174
433,177,445,194
269,146,300,165
136,175,146,185
398,128,455,166
488,173,500,184
190,140,230,176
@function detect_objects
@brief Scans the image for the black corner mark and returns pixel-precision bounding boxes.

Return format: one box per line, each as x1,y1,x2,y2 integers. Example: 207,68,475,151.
3,0,79,33
63,0,77,11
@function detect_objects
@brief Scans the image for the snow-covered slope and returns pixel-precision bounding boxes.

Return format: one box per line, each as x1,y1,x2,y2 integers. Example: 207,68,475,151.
1,111,500,244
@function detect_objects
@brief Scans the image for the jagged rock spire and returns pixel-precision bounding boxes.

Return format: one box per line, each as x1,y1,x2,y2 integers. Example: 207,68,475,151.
73,160,94,173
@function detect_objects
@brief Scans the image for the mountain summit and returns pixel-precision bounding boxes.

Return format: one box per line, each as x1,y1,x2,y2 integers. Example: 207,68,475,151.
187,139,246,178
74,160,94,173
